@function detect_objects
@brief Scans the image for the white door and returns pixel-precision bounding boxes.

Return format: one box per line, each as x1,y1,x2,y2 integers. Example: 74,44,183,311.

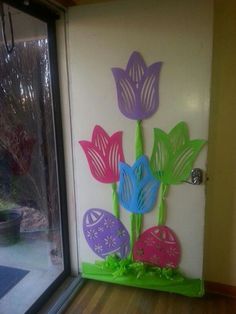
67,0,213,296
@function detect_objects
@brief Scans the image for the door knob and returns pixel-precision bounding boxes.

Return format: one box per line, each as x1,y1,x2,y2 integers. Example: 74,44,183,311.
191,168,203,185
183,168,204,185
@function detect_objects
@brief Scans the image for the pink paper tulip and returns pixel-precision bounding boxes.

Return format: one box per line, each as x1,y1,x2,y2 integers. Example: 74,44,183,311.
79,125,125,183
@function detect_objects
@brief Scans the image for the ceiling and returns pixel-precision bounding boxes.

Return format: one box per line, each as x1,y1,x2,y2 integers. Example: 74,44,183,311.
56,0,116,7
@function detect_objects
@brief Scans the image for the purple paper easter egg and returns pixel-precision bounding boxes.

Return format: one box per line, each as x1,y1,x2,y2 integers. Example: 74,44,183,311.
83,208,130,259
133,225,181,268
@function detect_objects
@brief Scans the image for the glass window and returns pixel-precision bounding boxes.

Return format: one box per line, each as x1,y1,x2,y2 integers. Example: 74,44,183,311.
0,4,69,313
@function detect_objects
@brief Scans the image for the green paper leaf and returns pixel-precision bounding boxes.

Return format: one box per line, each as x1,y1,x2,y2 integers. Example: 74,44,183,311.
168,121,188,154
151,122,207,185
165,139,206,184
150,128,171,181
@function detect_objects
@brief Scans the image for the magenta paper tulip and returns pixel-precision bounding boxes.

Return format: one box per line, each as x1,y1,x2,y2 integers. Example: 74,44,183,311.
79,125,125,183
112,51,162,120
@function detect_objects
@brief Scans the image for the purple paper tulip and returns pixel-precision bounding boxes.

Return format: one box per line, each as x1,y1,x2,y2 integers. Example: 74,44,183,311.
112,51,162,120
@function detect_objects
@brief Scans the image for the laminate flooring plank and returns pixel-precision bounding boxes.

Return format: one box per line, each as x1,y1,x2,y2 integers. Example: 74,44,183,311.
99,284,135,314
64,280,236,314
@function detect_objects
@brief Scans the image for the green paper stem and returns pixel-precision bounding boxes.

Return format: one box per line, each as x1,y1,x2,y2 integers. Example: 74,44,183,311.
135,120,144,239
135,120,144,159
111,183,119,219
136,212,142,240
129,120,145,259
129,212,135,260
157,182,169,226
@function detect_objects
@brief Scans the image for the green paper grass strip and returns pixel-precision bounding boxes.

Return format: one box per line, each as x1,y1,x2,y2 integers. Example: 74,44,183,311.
95,255,184,280
82,259,204,297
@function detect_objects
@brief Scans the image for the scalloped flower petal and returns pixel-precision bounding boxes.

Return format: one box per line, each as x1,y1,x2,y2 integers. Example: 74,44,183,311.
79,141,108,182
92,125,110,156
118,161,135,210
112,67,137,119
139,62,162,118
132,176,160,214
107,131,125,181
126,51,147,84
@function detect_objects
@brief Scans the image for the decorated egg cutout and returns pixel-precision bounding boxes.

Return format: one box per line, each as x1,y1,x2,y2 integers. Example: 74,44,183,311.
83,208,130,259
133,225,181,268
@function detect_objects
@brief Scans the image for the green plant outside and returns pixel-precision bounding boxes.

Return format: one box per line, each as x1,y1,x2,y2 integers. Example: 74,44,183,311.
0,199,17,211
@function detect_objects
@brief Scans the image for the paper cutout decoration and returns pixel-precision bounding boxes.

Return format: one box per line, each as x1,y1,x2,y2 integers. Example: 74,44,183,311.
79,125,125,183
112,51,162,120
112,51,163,239
133,226,181,268
1,125,36,176
79,51,206,298
118,155,160,214
150,122,206,185
83,208,130,259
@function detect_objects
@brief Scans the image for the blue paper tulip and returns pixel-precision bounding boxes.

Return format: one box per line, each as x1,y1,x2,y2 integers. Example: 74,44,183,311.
118,155,160,214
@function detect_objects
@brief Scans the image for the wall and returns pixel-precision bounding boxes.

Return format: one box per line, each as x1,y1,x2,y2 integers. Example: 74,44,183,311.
67,0,213,278
204,0,236,286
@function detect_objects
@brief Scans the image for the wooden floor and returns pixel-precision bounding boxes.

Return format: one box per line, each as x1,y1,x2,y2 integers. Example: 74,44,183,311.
64,280,236,314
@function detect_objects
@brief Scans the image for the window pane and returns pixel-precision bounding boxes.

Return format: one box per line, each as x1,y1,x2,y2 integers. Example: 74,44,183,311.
0,5,65,313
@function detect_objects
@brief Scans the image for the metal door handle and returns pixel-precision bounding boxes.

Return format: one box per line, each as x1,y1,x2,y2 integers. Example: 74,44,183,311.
184,168,204,185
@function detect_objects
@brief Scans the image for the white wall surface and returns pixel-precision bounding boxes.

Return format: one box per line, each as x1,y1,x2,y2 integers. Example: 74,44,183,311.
67,0,213,278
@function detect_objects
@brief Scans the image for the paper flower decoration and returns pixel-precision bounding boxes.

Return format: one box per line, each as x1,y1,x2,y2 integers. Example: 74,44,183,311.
1,125,36,176
112,51,162,120
79,125,125,183
118,155,160,214
150,122,206,185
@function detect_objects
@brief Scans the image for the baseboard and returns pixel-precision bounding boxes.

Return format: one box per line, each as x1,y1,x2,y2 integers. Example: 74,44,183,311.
205,281,236,298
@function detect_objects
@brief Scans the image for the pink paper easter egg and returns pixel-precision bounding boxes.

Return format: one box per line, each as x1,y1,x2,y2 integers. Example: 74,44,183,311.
133,225,181,268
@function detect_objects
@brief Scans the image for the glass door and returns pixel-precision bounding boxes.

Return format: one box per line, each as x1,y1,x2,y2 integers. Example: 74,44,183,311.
0,2,70,313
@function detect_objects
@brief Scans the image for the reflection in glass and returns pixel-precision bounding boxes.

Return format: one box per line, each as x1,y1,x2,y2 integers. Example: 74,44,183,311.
0,6,64,313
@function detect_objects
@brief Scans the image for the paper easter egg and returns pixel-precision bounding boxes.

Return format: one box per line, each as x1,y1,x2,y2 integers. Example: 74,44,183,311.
133,225,181,268
83,208,130,259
